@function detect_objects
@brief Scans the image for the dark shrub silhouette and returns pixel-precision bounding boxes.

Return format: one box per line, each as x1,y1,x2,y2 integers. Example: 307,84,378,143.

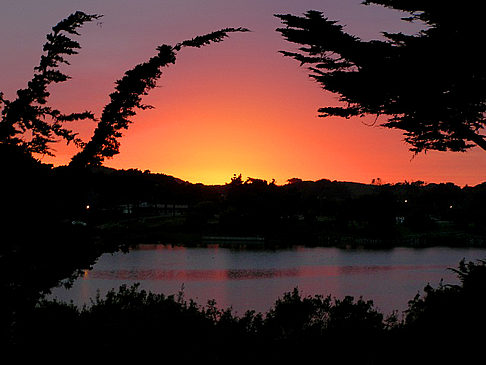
8,259,486,364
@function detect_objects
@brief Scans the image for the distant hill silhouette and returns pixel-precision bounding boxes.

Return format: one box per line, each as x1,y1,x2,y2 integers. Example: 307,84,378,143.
39,166,483,249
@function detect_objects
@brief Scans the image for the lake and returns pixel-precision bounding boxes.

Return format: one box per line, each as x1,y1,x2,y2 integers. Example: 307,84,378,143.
50,245,486,316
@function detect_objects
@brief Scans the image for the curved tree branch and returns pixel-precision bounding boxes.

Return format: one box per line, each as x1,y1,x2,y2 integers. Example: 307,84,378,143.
70,27,249,168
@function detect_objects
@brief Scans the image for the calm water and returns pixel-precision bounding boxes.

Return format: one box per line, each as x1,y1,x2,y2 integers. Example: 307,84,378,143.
50,245,486,315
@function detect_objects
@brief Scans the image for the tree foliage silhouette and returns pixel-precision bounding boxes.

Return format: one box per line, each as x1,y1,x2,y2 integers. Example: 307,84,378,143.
0,11,100,156
0,11,248,166
276,1,486,153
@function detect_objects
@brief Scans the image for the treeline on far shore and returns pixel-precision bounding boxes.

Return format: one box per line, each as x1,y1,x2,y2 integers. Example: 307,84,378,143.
40,165,486,248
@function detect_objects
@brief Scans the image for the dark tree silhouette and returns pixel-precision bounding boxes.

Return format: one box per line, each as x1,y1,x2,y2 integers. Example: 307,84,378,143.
0,11,248,344
276,1,486,153
0,11,100,156
70,27,249,168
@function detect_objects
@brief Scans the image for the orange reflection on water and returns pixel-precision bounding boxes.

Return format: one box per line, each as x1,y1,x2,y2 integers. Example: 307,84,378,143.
86,264,448,282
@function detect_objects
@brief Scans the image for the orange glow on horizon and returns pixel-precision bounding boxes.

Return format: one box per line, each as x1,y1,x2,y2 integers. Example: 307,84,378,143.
8,5,484,187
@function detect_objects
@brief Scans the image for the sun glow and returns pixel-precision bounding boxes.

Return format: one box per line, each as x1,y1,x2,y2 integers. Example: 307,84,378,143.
9,2,486,187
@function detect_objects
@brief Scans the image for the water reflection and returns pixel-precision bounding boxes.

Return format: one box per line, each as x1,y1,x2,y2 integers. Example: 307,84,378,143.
87,264,448,281
50,245,486,315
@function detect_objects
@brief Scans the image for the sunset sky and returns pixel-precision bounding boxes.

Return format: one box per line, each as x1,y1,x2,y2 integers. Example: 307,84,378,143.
2,0,485,186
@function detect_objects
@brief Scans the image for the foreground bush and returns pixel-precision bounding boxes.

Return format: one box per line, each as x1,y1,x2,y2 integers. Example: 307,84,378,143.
6,259,486,364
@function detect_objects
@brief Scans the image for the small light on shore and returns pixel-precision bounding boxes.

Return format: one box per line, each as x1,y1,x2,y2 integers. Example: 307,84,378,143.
450,205,453,209
404,199,408,203
86,205,90,210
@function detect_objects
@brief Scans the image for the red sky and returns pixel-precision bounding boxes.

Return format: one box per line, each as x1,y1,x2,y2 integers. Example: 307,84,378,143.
1,0,485,186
